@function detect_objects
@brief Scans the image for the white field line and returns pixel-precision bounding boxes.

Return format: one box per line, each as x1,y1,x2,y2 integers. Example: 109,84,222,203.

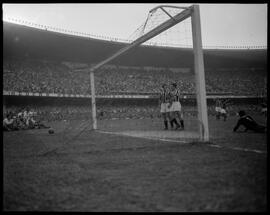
96,130,267,154
208,144,267,154
97,130,188,144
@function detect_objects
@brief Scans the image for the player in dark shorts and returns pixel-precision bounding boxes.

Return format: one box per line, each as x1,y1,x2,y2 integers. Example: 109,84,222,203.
233,110,266,133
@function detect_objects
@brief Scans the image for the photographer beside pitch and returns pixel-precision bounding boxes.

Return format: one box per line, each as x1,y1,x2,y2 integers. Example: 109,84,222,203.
233,110,266,133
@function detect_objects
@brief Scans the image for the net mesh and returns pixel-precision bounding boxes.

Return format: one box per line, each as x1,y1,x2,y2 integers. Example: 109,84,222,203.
128,7,193,48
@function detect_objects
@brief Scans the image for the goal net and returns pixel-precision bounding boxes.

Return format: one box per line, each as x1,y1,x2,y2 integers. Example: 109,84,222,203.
91,5,209,142
128,6,193,48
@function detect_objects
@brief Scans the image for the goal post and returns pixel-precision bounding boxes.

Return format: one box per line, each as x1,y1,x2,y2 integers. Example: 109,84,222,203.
89,4,209,141
90,71,97,130
191,5,209,141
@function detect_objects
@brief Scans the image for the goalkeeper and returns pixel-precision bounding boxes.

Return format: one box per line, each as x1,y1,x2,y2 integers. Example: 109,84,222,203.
233,110,266,133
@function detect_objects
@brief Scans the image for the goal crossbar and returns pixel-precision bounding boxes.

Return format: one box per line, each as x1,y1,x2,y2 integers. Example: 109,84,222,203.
88,5,209,141
90,6,192,73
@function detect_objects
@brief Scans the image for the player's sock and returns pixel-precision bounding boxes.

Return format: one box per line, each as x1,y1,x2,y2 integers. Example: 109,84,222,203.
180,120,184,129
164,120,168,129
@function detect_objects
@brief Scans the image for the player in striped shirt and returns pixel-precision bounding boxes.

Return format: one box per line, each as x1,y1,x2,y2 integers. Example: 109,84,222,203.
159,84,170,130
168,83,184,130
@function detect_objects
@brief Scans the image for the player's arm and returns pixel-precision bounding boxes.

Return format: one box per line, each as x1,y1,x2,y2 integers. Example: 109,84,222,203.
233,119,242,132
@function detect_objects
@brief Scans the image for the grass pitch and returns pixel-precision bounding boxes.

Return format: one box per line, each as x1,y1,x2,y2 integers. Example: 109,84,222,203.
3,115,267,211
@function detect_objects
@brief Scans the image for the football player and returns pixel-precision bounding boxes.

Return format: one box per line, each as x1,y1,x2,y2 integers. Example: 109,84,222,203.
168,82,184,130
159,84,170,130
233,110,266,133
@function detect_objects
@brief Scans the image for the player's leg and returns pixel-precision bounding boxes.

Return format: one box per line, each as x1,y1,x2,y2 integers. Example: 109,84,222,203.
170,112,180,129
216,112,220,120
180,111,184,129
161,113,168,130
171,102,183,129
221,109,227,121
174,111,181,130
170,102,181,130
223,113,227,121
176,102,184,129
175,111,184,130
160,103,168,130
164,103,171,130
168,110,174,129
167,103,175,129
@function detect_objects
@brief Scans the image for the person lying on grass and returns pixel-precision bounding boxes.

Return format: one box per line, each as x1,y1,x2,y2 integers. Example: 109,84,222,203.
233,110,266,133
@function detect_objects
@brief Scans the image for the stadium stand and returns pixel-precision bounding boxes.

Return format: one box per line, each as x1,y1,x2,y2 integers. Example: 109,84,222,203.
3,57,267,96
3,21,267,124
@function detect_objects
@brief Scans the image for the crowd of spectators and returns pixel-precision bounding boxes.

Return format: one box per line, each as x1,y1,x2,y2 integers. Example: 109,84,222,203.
3,58,89,95
3,58,267,96
205,68,267,96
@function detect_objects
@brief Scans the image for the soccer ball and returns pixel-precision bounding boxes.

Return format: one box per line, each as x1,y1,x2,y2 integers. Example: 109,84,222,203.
48,128,54,134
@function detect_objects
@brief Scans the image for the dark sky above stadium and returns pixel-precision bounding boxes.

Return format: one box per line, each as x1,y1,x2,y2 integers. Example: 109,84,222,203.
2,3,267,48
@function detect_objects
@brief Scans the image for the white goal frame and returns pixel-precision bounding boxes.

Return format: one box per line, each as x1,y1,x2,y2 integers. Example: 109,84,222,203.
89,5,209,141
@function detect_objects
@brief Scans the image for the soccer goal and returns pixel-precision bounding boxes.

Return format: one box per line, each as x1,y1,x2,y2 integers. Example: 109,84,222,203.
89,4,209,142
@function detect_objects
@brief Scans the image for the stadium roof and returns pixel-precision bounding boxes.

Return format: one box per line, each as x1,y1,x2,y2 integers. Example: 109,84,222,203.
3,21,267,69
